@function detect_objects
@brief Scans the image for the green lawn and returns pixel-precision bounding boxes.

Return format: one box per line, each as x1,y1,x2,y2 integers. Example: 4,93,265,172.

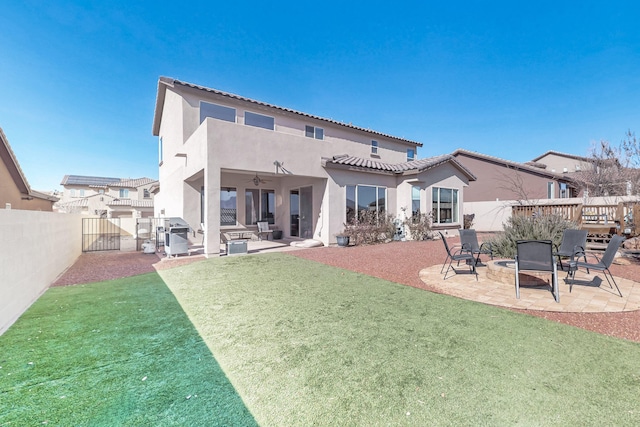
2,253,640,426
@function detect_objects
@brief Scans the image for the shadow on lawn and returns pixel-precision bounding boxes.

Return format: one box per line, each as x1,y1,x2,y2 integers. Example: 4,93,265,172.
0,273,258,426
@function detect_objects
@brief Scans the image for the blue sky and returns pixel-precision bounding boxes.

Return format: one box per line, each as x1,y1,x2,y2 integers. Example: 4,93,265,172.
1,1,639,191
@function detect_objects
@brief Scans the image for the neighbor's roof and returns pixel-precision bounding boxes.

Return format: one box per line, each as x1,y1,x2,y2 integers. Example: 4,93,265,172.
531,150,592,163
322,154,476,180
0,127,58,202
61,175,156,188
152,77,423,147
107,199,154,208
451,149,577,182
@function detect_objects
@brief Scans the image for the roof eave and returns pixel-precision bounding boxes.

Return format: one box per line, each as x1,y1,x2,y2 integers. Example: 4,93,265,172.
152,77,175,136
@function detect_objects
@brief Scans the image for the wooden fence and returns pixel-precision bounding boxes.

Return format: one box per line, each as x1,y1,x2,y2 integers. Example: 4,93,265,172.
512,202,640,237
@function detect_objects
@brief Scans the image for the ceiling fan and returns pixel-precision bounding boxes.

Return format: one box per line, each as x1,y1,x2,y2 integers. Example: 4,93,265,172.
248,173,269,186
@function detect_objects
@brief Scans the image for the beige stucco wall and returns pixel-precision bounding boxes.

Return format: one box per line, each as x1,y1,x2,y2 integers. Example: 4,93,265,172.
0,210,82,335
535,153,593,174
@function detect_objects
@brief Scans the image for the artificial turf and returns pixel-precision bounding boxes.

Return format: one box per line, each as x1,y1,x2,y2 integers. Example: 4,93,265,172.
159,253,640,426
0,272,256,426
2,253,640,425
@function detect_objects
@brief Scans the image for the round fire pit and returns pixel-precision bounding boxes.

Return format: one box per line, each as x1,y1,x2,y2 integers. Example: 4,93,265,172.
486,260,555,286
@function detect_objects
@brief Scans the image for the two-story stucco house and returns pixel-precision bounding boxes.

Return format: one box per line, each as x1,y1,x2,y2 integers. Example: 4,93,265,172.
152,77,475,256
56,175,157,218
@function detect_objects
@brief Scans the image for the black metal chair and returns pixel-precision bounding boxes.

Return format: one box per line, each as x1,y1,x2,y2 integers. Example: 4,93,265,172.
568,234,625,297
515,240,559,303
459,229,493,266
553,229,588,271
438,231,477,280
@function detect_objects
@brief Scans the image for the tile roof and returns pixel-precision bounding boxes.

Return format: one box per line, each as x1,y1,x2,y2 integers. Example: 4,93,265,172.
322,154,476,180
107,199,154,208
61,175,156,188
153,77,423,147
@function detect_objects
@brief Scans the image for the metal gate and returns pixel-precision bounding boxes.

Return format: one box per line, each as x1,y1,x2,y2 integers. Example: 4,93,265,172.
82,218,121,252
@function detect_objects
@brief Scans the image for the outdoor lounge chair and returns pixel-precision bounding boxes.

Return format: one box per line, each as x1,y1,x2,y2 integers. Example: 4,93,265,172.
438,231,477,280
515,240,559,303
553,229,588,271
257,221,273,241
459,229,493,265
567,234,625,297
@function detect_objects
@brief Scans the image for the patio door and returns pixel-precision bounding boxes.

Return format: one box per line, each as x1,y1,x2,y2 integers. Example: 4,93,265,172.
290,186,313,238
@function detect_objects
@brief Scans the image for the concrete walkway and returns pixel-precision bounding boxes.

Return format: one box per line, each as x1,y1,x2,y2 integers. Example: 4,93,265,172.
419,260,640,313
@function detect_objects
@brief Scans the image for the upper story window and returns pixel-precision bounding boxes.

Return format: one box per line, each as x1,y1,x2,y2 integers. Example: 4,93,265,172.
200,101,236,124
407,148,415,161
305,125,324,140
245,111,275,130
119,188,129,198
143,189,150,198
79,189,85,197
371,140,379,155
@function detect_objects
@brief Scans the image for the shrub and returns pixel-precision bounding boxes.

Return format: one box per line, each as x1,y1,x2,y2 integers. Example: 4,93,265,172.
343,210,397,245
403,212,433,241
463,214,475,229
489,213,578,258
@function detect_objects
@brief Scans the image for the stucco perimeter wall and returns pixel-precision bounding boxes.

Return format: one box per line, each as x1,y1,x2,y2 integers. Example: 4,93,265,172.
0,210,82,335
464,200,514,232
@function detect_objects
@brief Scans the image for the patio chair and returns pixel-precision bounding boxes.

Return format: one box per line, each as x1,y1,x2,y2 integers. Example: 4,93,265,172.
567,234,625,297
257,221,273,241
553,229,588,271
459,229,493,266
515,240,559,303
438,231,477,280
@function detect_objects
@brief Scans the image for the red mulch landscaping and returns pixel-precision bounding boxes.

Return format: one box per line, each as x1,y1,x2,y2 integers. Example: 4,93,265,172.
53,240,640,343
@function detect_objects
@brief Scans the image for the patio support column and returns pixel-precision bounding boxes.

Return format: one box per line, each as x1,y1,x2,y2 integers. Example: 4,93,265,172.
203,165,221,257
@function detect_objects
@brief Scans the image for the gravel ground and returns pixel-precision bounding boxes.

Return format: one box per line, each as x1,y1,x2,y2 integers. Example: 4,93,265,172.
52,240,640,343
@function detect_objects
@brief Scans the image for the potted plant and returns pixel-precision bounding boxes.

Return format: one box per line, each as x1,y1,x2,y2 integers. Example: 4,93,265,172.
335,232,350,247
272,226,283,240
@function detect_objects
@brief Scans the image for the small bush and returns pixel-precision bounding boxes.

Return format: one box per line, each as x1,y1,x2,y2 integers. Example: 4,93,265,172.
343,210,397,245
489,213,578,258
463,214,475,229
403,212,433,241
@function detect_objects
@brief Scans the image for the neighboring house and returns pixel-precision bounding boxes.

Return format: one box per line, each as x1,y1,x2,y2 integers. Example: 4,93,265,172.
152,77,476,256
56,175,157,218
530,151,596,174
452,149,579,202
0,127,58,211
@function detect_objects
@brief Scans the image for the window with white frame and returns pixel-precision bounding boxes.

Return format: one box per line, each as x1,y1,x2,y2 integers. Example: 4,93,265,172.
407,148,415,161
200,101,236,124
305,125,324,140
119,188,129,198
371,140,378,155
412,186,420,217
143,189,150,198
346,185,386,224
432,187,458,224
221,187,237,226
245,189,275,225
245,111,275,130
547,182,555,198
560,183,568,198
79,189,85,197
